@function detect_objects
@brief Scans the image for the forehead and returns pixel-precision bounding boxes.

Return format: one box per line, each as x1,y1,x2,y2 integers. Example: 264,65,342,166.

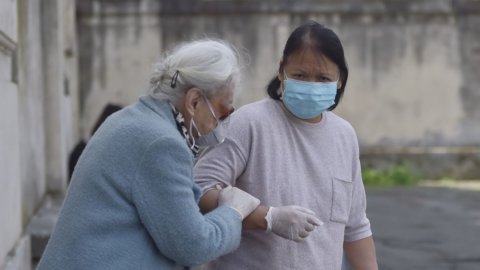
209,86,234,107
285,48,338,74
208,87,235,119
212,86,233,105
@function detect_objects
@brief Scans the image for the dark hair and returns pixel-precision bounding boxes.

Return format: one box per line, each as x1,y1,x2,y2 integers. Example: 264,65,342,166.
68,103,123,181
266,21,348,111
91,103,123,136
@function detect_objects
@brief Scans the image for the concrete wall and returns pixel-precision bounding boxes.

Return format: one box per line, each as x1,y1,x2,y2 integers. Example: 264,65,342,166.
1,0,78,268
17,0,47,230
76,0,480,178
0,0,24,268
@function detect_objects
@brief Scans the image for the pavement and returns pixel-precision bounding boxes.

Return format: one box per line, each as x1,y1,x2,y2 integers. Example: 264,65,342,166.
367,182,480,270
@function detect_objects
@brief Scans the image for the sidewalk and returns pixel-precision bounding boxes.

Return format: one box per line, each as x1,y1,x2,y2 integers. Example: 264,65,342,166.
367,182,480,270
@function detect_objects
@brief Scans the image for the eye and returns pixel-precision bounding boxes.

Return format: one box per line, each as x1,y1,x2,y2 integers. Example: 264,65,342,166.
318,76,331,82
292,73,305,79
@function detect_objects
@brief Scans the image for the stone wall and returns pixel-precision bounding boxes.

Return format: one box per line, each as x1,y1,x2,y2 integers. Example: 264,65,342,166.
76,0,480,178
0,0,78,268
0,0,23,267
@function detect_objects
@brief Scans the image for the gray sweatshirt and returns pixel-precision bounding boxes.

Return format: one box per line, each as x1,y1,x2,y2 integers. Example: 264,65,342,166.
194,98,372,270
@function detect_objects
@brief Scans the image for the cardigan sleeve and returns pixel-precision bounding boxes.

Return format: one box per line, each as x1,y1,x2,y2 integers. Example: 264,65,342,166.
132,136,242,266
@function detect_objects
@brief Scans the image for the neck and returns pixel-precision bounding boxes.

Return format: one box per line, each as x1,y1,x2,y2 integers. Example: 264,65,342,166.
304,114,323,123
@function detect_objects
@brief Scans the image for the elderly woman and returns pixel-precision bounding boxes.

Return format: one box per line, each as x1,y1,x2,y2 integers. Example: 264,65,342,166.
37,39,260,269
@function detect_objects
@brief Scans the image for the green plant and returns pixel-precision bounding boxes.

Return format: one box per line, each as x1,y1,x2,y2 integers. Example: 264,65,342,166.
362,163,420,186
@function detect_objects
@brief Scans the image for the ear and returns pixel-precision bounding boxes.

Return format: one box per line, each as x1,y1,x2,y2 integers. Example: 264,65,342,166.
337,78,343,90
184,88,202,115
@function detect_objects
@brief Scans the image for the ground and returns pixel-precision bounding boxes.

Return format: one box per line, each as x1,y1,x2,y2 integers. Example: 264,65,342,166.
367,182,480,270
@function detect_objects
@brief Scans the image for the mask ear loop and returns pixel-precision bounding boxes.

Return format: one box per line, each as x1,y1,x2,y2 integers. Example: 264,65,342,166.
188,116,200,150
279,71,289,100
202,96,220,124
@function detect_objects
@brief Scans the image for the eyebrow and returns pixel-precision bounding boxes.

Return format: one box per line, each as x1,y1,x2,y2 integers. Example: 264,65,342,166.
289,69,334,78
289,66,331,74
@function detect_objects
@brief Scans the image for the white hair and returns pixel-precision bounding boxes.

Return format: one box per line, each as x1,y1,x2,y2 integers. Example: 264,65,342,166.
149,39,241,102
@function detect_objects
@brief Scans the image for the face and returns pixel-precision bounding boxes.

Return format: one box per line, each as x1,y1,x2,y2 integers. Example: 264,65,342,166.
276,48,341,123
278,48,341,88
191,86,235,137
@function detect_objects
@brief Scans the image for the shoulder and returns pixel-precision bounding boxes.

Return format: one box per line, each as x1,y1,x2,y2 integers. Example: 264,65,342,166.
325,112,359,153
89,100,187,158
229,98,279,124
326,112,357,135
222,98,275,136
236,98,278,115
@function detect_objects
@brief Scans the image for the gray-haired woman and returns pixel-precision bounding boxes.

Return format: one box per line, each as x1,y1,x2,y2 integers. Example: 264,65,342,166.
37,39,260,270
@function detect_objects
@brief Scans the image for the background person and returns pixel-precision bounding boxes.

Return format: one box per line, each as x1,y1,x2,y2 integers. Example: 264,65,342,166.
68,103,123,181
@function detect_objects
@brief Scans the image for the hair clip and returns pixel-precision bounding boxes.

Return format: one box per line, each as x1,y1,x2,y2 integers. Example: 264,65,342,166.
171,70,180,88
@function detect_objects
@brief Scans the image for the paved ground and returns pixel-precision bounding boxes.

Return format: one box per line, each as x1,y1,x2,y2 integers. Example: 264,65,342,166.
367,184,480,270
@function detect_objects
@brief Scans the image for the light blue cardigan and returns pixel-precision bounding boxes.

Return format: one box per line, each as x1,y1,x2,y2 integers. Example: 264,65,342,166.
37,96,242,270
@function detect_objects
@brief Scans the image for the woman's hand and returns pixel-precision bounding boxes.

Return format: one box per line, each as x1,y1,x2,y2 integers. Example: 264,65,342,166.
266,205,323,242
218,186,261,220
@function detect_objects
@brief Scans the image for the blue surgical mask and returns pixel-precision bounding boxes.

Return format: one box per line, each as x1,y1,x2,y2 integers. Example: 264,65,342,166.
282,74,338,119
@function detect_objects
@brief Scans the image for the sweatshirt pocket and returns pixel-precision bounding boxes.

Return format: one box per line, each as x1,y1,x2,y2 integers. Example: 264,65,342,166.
330,176,353,224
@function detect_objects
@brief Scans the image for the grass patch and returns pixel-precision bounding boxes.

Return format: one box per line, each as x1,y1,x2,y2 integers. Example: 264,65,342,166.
362,163,420,186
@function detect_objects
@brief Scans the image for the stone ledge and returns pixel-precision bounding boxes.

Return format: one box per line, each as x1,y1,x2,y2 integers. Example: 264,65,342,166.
361,150,480,179
1,235,31,270
76,0,480,16
453,0,480,14
26,194,63,261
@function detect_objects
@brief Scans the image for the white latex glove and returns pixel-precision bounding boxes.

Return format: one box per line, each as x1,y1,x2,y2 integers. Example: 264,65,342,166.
218,186,260,220
265,205,323,242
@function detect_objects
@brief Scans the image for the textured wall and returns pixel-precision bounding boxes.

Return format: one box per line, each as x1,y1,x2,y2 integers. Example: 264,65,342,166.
76,0,480,178
17,0,47,228
340,17,463,146
1,0,78,268
0,0,23,267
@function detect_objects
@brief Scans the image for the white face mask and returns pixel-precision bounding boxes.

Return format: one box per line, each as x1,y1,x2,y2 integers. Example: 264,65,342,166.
189,97,225,148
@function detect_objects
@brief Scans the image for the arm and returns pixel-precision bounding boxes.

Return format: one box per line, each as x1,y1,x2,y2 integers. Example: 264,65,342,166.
343,131,377,269
200,189,323,241
195,122,322,240
344,236,378,270
195,136,270,229
132,137,243,266
199,189,268,230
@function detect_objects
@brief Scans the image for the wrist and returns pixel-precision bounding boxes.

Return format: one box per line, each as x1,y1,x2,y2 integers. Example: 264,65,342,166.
241,205,269,230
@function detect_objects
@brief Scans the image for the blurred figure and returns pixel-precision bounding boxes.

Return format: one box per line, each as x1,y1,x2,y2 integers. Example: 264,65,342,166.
68,103,123,181
194,21,378,269
37,39,260,269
